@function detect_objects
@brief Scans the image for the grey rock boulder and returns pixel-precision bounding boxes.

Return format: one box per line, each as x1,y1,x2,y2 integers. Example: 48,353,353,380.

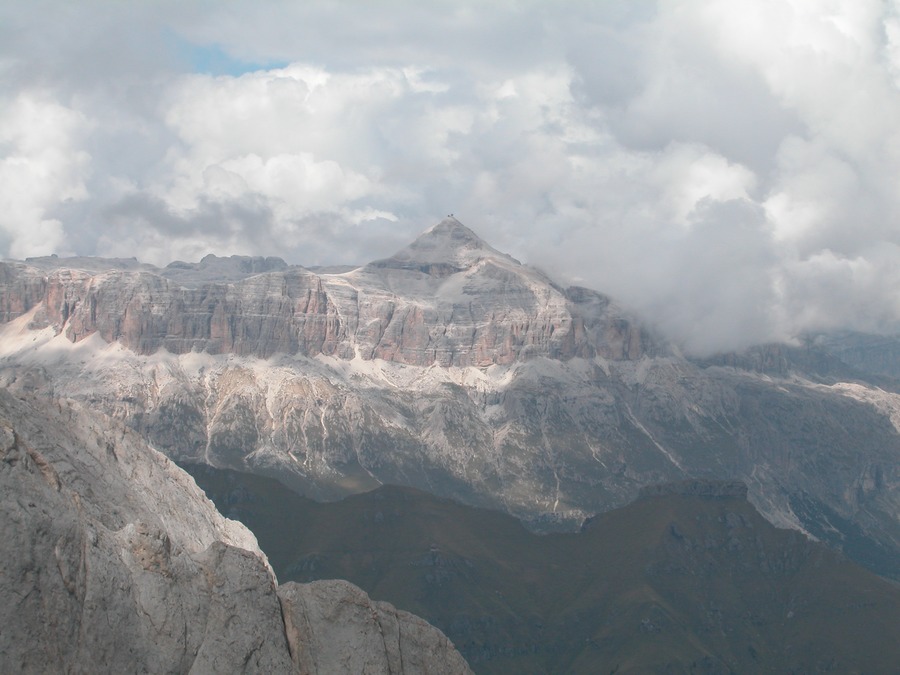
279,579,472,674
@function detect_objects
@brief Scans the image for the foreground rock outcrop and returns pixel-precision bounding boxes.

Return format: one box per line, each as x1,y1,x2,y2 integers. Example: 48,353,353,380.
0,390,470,673
280,580,470,674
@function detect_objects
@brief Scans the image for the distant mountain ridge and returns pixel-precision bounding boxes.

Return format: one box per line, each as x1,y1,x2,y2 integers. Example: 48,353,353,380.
1,219,898,581
1,218,652,366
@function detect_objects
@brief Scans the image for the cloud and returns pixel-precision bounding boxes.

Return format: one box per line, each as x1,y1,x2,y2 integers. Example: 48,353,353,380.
4,1,900,354
0,93,91,258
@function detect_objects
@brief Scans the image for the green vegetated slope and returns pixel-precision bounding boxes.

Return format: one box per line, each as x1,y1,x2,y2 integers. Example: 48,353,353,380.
185,464,900,674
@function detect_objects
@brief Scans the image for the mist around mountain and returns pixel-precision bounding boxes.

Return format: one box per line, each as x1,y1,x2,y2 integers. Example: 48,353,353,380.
1,218,899,584
186,464,900,675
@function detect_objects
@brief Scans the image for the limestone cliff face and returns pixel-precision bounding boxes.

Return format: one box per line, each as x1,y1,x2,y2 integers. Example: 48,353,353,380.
32,267,345,358
0,390,291,673
0,219,655,366
0,262,47,323
0,391,471,674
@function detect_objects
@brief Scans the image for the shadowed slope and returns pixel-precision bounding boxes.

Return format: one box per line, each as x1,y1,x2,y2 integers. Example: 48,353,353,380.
186,464,900,674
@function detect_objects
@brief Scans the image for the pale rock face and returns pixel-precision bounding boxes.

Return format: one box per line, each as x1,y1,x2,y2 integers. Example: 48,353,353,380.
279,580,472,675
0,219,899,578
1,219,652,366
0,390,292,673
0,261,48,323
0,391,471,673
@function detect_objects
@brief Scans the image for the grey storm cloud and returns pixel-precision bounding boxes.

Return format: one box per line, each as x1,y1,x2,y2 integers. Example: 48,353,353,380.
3,0,900,355
103,192,277,239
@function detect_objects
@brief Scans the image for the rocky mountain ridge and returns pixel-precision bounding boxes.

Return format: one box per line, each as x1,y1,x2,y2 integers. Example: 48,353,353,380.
3,218,650,366
0,389,471,673
0,218,898,580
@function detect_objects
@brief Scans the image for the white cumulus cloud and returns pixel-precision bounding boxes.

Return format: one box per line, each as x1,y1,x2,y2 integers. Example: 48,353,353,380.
0,93,91,258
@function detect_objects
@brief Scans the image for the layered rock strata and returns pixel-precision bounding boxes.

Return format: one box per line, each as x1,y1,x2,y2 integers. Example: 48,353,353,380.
1,219,651,366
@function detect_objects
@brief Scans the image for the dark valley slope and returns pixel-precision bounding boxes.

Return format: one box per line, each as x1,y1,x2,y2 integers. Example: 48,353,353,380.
186,464,900,675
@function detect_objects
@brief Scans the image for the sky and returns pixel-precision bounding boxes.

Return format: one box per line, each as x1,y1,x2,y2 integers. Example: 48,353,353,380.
3,0,900,355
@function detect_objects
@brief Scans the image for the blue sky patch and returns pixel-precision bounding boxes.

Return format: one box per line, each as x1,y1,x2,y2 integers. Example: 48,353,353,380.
167,31,287,76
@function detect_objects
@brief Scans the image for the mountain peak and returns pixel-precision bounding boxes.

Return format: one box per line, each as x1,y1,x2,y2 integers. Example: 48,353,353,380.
373,218,513,273
421,216,485,244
